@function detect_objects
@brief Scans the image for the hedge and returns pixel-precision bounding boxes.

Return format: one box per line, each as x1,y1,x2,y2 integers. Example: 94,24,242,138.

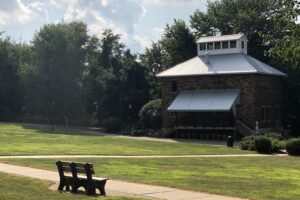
285,138,300,155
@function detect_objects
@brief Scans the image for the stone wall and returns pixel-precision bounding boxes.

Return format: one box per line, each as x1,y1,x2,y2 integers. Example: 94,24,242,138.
159,74,283,131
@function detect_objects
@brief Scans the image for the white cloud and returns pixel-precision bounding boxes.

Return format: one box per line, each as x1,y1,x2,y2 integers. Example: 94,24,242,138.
61,0,149,52
0,0,48,26
49,0,63,8
133,34,151,50
101,0,109,7
0,0,204,52
152,27,164,41
138,0,201,6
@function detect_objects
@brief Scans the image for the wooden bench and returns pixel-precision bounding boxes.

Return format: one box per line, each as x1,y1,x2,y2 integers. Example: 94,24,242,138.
56,160,108,196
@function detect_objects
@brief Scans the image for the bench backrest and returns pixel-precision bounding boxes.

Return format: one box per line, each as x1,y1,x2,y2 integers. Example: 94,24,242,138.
56,160,72,179
70,162,95,180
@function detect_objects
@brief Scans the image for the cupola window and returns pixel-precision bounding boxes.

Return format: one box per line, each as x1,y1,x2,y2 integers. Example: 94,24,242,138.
222,41,229,49
230,40,237,48
199,43,206,50
214,42,221,49
207,43,213,50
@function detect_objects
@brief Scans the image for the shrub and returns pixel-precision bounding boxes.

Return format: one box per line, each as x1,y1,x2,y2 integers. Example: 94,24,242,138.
254,136,272,154
139,99,162,129
101,117,122,132
239,135,256,150
271,139,285,153
265,133,282,140
285,138,300,155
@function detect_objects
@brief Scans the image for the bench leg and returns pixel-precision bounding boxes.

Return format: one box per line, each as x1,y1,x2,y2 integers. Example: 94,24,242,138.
86,187,96,195
99,186,106,196
66,184,70,191
98,181,107,196
71,185,78,193
57,182,65,191
71,182,80,193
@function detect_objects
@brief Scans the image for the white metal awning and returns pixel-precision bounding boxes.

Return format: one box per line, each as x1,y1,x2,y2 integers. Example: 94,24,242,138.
168,90,240,113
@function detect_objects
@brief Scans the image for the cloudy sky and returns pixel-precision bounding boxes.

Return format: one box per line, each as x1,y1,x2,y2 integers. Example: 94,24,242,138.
0,0,207,52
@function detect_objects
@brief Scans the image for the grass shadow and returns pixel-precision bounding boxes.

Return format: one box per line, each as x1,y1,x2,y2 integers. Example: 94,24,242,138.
19,123,108,137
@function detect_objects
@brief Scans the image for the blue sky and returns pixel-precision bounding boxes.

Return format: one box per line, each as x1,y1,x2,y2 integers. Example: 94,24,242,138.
0,0,208,52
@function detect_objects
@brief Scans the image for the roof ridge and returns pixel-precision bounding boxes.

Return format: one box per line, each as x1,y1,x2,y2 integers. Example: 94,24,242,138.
243,54,287,76
199,33,243,39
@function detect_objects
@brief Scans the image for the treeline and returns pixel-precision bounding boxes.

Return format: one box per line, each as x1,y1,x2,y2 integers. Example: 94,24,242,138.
0,0,299,134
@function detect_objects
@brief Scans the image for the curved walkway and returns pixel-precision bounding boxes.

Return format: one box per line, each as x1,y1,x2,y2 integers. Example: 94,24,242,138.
0,153,287,159
0,162,246,200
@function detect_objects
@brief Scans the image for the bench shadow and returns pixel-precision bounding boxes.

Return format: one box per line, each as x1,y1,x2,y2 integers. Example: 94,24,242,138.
50,183,103,196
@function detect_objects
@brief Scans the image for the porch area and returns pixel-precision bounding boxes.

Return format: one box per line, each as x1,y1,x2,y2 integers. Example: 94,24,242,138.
168,89,240,139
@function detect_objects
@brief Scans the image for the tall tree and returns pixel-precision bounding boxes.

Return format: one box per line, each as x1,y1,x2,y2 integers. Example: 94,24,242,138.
30,21,88,126
85,29,149,125
140,42,166,99
0,36,23,121
190,0,276,61
160,19,197,67
263,0,300,134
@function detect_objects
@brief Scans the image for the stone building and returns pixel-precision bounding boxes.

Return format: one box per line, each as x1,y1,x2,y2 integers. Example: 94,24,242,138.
156,33,286,138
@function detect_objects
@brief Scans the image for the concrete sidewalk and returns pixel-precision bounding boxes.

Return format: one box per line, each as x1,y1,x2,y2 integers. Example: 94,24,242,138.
0,153,287,159
0,162,246,200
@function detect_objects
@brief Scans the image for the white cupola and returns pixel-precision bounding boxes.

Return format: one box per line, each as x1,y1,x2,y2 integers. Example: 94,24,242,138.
196,33,248,56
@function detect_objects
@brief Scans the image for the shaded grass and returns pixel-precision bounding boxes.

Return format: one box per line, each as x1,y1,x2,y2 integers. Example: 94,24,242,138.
0,123,249,155
2,156,300,200
0,172,144,200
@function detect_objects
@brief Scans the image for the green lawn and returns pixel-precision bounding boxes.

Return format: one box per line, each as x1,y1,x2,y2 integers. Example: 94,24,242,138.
0,123,249,155
0,172,143,200
3,156,300,200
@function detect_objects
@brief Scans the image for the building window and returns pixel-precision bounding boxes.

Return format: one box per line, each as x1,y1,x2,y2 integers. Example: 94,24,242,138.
207,42,213,50
261,106,271,122
171,80,177,93
241,41,245,49
222,41,229,49
230,40,237,48
214,42,221,49
199,43,206,50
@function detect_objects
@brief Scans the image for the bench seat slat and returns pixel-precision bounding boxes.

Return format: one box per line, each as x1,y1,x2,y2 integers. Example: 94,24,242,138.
92,177,109,181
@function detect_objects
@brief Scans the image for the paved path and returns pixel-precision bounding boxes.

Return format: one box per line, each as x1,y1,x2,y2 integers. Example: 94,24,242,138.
0,162,246,200
0,154,287,159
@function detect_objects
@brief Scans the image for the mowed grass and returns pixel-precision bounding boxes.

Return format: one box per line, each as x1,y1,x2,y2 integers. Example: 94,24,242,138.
0,123,249,155
3,156,300,200
0,172,144,200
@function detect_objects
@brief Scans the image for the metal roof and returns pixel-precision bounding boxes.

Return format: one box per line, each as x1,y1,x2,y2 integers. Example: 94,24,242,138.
197,33,244,43
156,53,286,77
168,90,240,112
